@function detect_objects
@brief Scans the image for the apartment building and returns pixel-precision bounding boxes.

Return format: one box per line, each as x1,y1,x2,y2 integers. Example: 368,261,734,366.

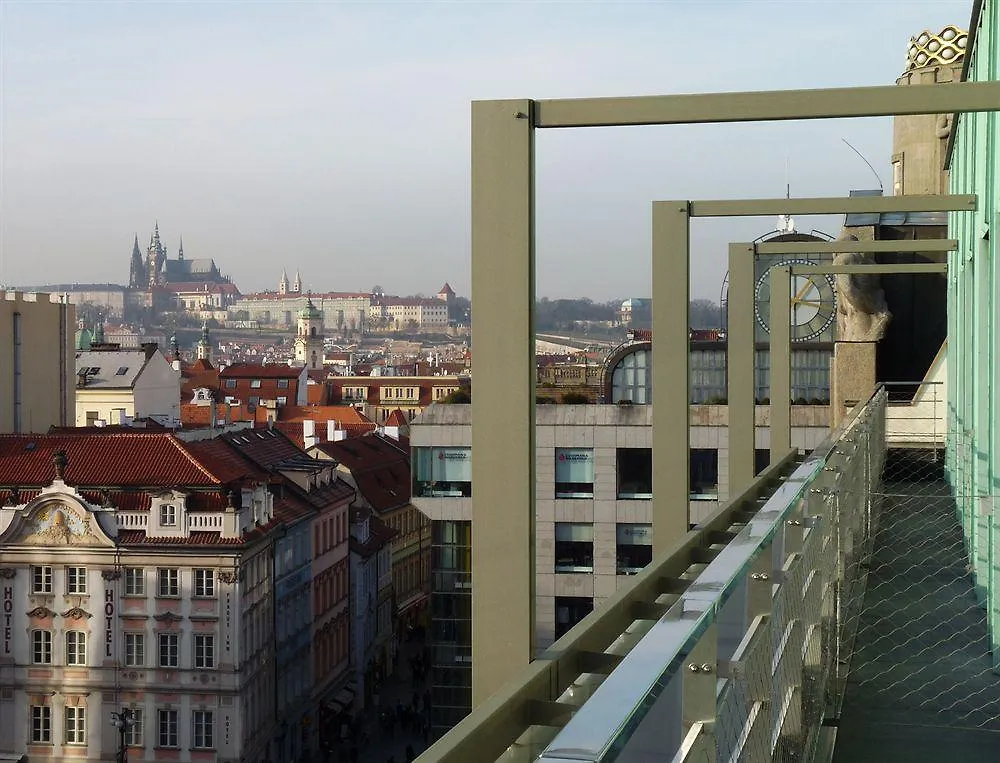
218,363,308,410
0,291,75,434
75,345,180,427
329,375,464,424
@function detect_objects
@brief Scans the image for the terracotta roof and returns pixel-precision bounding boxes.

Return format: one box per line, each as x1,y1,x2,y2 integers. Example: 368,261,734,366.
0,434,226,487
275,421,377,448
183,438,270,483
118,530,244,546
277,405,373,425
313,435,410,513
385,409,408,427
222,428,319,472
220,363,303,379
438,282,455,295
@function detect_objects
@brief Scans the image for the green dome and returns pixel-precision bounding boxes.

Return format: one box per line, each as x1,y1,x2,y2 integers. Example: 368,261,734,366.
298,297,321,320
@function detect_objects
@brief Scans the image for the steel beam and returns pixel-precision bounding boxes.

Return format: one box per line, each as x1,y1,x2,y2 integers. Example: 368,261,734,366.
791,262,947,275
769,266,792,460
471,99,535,706
652,201,691,551
755,240,958,255
727,244,756,497
532,81,1000,129
690,194,975,218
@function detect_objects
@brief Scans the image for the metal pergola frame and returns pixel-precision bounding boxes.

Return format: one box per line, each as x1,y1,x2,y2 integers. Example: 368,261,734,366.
470,80,1000,705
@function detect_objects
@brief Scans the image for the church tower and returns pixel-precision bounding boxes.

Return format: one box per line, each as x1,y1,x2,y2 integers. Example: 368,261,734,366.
146,223,166,288
292,270,302,294
178,236,185,261
197,322,212,363
279,269,289,295
129,234,146,288
293,297,324,370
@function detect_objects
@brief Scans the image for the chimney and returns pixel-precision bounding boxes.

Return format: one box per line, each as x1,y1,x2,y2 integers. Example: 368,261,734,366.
141,342,158,360
303,419,318,449
327,420,338,442
333,428,347,442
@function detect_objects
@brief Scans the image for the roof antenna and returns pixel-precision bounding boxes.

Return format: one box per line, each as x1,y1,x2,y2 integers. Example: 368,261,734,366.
841,139,885,193
777,156,795,233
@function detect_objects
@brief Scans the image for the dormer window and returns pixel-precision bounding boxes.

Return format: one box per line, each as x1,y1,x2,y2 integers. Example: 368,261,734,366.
160,504,177,527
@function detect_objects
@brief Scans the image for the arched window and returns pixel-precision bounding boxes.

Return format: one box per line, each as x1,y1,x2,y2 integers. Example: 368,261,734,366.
611,348,652,404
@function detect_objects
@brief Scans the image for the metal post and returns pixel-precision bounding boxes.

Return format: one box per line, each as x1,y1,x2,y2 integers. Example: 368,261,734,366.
727,244,756,494
652,201,691,551
470,99,536,704
769,266,791,460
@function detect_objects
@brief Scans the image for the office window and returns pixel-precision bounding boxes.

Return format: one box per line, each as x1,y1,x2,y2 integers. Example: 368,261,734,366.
194,569,215,598
125,633,145,667
159,504,177,527
194,635,215,669
66,631,87,666
64,706,86,744
66,567,87,594
555,596,593,639
158,709,179,747
127,708,144,746
30,705,51,743
555,448,595,498
690,449,719,499
554,523,594,573
158,568,179,597
192,711,214,749
413,447,472,497
611,348,651,404
250,379,262,389
124,568,145,596
32,565,52,594
32,630,52,664
617,448,652,499
617,524,653,575
159,634,179,668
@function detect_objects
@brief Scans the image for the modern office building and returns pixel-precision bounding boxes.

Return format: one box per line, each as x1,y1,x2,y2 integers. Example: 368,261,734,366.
0,291,75,434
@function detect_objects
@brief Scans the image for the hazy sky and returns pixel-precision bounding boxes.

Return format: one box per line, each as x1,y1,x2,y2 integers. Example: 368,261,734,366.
0,0,972,301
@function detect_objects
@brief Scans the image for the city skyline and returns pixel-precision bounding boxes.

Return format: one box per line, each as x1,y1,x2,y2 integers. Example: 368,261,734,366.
1,0,971,300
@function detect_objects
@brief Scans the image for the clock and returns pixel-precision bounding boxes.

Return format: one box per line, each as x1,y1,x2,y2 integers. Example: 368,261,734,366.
754,259,837,342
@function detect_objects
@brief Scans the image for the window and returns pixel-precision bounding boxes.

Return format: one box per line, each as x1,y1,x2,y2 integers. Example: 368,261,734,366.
32,630,52,664
277,378,289,389
158,709,178,747
194,569,215,598
125,568,145,596
616,524,653,575
66,567,87,594
555,596,593,639
116,366,129,375
158,568,179,597
30,705,51,743
250,378,262,389
159,504,177,527
66,631,87,666
159,634,179,667
64,706,86,744
689,449,719,499
276,395,287,406
413,447,472,497
125,633,145,667
86,411,99,426
555,448,594,498
554,523,594,573
224,379,236,389
194,634,215,669
611,348,651,404
617,448,652,499
192,711,214,749
248,396,260,407
127,708,144,747
32,565,52,594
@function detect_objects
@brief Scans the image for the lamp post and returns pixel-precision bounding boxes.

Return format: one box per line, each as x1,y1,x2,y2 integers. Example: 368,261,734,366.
111,707,133,763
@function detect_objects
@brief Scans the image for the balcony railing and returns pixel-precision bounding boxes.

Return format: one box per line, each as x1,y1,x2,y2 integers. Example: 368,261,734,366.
419,387,888,763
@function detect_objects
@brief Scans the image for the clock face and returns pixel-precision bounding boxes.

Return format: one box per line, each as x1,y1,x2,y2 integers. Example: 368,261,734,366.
755,259,837,342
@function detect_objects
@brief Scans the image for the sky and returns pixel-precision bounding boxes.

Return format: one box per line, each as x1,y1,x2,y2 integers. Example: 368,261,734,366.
0,0,974,302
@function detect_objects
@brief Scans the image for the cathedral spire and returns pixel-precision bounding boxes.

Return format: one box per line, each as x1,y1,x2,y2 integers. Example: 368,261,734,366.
178,236,184,261
293,270,302,293
279,269,289,295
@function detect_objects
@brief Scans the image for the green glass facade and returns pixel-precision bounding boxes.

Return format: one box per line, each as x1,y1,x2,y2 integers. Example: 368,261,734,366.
946,0,1000,662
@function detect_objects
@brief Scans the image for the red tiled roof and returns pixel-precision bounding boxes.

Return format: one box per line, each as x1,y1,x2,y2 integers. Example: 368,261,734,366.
118,530,244,546
313,435,410,512
0,434,227,487
164,282,241,295
276,421,377,448
183,438,270,483
385,409,408,427
220,363,303,379
350,509,397,558
222,428,315,471
277,405,373,425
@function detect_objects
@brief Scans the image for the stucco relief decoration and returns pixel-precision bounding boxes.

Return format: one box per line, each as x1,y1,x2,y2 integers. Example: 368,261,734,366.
833,234,892,342
217,570,236,585
153,611,183,623
0,568,16,579
61,607,93,620
905,25,967,71
27,606,56,618
102,569,122,581
21,505,102,546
